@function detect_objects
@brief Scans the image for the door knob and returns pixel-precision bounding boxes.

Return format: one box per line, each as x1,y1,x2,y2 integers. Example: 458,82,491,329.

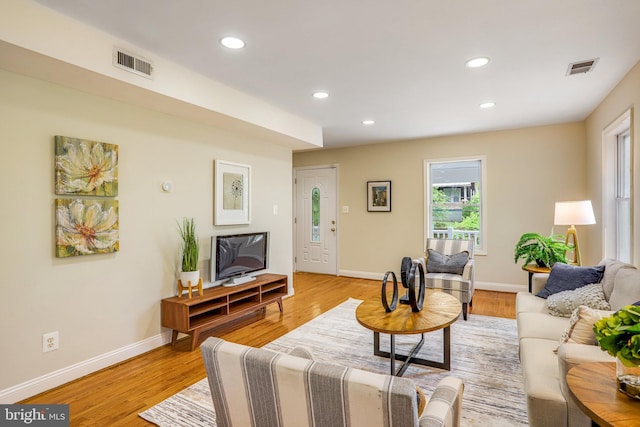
331,228,336,232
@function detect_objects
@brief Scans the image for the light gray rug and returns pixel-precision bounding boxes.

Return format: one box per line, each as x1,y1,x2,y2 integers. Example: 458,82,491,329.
140,298,528,426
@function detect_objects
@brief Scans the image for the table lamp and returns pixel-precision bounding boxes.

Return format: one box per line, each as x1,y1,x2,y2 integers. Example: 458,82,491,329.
554,200,596,266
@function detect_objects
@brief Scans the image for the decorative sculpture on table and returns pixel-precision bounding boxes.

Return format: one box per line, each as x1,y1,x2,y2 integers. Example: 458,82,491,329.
381,258,425,313
380,271,399,312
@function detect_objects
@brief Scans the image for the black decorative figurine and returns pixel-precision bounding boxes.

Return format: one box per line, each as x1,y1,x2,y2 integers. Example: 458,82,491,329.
381,258,425,313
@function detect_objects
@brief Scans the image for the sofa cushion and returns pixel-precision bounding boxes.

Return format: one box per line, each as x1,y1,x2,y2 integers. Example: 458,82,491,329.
609,268,640,311
426,249,469,275
536,263,605,299
517,312,570,341
516,292,548,314
519,338,568,426
559,305,613,346
598,258,636,300
546,283,610,317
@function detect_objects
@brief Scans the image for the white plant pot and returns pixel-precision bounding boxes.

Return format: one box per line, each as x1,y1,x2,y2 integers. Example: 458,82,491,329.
179,270,200,287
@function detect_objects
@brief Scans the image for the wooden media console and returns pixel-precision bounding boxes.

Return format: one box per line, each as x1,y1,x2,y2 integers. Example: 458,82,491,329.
161,273,288,350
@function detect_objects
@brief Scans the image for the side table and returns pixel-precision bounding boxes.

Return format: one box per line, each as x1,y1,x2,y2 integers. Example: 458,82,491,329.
566,362,640,427
522,264,550,293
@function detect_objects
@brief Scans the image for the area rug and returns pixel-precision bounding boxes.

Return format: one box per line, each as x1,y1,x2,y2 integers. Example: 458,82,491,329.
140,298,528,426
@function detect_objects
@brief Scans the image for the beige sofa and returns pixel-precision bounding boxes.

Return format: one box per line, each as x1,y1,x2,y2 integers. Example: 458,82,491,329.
516,259,639,427
201,337,464,427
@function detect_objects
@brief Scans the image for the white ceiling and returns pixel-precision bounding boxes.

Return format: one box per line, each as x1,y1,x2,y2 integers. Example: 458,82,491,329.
33,0,640,149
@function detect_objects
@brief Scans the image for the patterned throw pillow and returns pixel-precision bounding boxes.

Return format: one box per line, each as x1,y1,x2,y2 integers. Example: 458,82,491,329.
546,283,610,317
558,305,613,347
426,249,469,275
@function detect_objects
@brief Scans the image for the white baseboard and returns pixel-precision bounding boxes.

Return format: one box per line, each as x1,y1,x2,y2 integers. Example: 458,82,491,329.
338,269,384,281
474,280,525,293
0,331,172,404
338,270,525,293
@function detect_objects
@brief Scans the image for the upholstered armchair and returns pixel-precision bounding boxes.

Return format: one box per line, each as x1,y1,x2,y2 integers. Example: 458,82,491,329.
416,238,475,320
201,337,464,427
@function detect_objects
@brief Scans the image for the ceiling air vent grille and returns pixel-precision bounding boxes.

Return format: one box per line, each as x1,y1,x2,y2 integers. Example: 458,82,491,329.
566,58,598,76
113,48,153,79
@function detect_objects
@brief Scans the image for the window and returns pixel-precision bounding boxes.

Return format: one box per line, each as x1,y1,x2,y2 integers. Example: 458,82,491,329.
603,110,632,263
616,129,631,262
425,157,485,252
311,187,320,242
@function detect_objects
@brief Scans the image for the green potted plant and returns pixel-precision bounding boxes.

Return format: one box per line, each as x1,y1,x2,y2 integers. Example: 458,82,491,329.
513,232,571,268
178,217,200,288
594,306,640,399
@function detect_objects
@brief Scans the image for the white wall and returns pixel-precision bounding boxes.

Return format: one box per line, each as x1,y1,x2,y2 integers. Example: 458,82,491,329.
585,61,640,265
0,69,293,400
294,122,588,290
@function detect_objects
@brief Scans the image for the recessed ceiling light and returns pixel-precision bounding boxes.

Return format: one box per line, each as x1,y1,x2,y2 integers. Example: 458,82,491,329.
466,57,490,68
362,120,375,125
312,91,329,99
220,36,245,49
479,101,496,109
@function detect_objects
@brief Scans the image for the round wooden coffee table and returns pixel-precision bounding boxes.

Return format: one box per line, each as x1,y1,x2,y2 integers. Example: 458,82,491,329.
566,362,640,427
356,290,462,376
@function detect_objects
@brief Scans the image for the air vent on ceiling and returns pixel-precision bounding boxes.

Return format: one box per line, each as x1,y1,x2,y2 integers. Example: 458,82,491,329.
113,48,153,79
566,58,598,76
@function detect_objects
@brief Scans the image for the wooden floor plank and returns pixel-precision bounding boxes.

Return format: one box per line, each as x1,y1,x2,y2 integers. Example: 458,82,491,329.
22,272,516,426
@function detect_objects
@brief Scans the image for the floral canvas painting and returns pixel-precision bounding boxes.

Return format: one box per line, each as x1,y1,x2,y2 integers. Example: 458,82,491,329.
55,198,119,257
55,136,118,196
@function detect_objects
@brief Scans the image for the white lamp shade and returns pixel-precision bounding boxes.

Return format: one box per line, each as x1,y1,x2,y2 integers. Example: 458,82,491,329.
554,200,596,226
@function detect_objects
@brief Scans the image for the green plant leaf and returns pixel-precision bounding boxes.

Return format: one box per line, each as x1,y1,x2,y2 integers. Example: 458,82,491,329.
177,217,199,272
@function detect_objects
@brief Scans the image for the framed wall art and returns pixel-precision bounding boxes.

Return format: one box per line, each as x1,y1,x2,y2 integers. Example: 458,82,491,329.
55,198,119,257
214,160,251,225
367,180,391,212
54,135,118,196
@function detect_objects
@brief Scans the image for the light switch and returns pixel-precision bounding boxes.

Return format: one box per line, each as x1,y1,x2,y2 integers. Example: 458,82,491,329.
342,205,349,214
273,204,278,215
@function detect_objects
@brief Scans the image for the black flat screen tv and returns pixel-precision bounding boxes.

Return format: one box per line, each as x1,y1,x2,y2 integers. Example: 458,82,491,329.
211,232,268,286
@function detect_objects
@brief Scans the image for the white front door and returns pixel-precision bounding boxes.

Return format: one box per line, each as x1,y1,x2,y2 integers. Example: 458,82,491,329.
295,167,337,275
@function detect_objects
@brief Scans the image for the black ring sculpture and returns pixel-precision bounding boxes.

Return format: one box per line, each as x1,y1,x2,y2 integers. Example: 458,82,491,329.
407,262,426,312
381,271,399,312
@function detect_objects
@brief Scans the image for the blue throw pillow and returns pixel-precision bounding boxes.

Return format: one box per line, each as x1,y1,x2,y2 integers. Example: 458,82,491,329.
536,263,605,299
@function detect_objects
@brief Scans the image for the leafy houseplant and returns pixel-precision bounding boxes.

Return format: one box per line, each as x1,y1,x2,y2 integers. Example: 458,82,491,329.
594,306,640,398
513,232,571,267
178,218,199,286
594,306,640,366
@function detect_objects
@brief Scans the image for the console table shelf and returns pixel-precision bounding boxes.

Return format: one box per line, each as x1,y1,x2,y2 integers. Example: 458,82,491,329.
161,273,287,350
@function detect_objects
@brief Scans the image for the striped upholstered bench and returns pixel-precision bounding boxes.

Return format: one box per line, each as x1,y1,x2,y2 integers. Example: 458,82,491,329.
201,337,464,427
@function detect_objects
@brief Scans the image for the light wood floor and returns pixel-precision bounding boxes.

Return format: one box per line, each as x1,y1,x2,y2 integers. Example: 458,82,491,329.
22,272,516,426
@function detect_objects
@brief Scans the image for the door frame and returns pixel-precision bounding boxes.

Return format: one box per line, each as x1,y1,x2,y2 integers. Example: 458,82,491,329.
293,164,339,275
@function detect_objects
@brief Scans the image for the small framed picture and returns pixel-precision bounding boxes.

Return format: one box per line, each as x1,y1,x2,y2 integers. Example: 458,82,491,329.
214,160,251,225
367,180,391,212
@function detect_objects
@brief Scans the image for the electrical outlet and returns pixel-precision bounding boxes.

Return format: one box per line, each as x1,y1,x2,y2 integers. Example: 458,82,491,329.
43,331,59,353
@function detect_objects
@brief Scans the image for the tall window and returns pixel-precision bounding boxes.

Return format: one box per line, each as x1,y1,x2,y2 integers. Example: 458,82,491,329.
616,130,631,262
603,110,632,263
425,158,485,252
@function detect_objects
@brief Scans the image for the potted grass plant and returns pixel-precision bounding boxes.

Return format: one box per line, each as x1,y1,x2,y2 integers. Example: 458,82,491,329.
514,232,571,268
178,217,200,288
